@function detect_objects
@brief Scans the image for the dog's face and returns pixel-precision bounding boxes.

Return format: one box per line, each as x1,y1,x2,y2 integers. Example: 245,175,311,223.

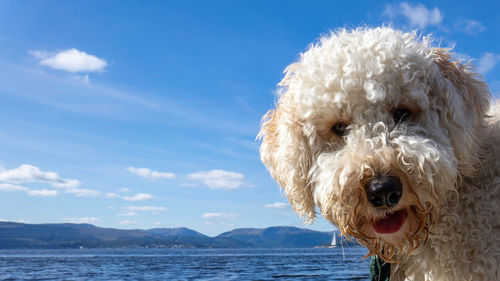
259,28,490,261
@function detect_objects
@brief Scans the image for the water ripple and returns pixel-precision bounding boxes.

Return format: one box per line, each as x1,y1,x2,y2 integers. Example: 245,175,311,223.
0,247,370,280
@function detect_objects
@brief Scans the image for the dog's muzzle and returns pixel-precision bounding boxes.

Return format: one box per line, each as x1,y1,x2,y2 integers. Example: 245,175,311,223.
363,175,402,208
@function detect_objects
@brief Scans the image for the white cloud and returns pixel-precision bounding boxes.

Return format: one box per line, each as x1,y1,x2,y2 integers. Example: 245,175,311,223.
65,188,102,197
122,193,155,201
104,192,120,198
0,183,58,197
117,212,138,217
125,206,167,212
187,169,247,190
126,167,175,180
0,164,81,188
455,19,486,35
63,217,100,224
202,212,238,219
0,164,121,199
476,53,500,75
385,2,442,29
202,212,238,226
31,48,107,73
53,179,82,189
120,220,138,225
0,183,27,192
0,219,29,223
26,189,58,197
264,202,288,209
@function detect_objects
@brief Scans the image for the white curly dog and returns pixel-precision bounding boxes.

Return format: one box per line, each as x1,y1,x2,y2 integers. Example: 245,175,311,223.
259,27,499,280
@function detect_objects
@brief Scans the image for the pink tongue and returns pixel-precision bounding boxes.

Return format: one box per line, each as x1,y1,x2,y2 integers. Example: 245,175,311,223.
373,210,407,234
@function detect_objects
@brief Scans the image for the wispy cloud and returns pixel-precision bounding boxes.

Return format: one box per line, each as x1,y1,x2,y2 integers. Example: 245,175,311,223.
202,212,238,226
65,188,102,197
62,217,101,224
384,2,442,29
476,53,500,75
0,183,30,192
0,63,255,135
264,202,288,209
202,212,238,219
454,19,486,36
26,189,59,197
0,218,30,223
124,206,167,212
117,212,138,217
122,193,155,201
71,74,90,84
187,170,248,190
201,213,239,227
126,167,175,180
119,220,138,225
30,48,107,73
0,63,161,118
105,192,120,198
0,183,58,197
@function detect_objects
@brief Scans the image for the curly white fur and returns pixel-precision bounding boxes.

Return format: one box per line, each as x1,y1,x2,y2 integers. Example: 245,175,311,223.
259,27,499,280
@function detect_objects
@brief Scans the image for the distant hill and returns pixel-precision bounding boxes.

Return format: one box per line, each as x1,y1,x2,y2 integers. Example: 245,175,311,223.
0,222,244,249
145,227,207,238
217,226,332,248
0,222,358,249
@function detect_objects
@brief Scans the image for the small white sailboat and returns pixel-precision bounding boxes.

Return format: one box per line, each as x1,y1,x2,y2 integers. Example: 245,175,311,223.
330,232,337,248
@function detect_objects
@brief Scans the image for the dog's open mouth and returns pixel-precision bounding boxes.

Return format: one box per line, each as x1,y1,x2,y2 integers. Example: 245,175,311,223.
373,209,407,234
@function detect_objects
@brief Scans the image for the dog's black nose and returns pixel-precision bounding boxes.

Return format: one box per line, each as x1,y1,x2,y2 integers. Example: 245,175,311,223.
363,176,402,208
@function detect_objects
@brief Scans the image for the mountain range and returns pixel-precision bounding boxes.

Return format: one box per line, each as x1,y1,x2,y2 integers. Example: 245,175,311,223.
0,222,358,249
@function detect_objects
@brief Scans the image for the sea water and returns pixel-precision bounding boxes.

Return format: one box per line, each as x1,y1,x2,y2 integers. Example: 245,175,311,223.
0,247,370,280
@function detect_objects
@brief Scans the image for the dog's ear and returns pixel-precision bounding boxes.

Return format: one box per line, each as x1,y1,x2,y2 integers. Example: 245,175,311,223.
431,48,491,176
258,106,316,222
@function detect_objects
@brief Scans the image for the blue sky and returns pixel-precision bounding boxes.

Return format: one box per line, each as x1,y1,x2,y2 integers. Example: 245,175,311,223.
0,1,498,236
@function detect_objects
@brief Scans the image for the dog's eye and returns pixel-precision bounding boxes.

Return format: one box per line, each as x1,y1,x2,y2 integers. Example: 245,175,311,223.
393,107,411,124
331,122,348,137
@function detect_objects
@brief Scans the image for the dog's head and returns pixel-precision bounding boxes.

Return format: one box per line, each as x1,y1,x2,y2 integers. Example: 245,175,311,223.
259,28,490,262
